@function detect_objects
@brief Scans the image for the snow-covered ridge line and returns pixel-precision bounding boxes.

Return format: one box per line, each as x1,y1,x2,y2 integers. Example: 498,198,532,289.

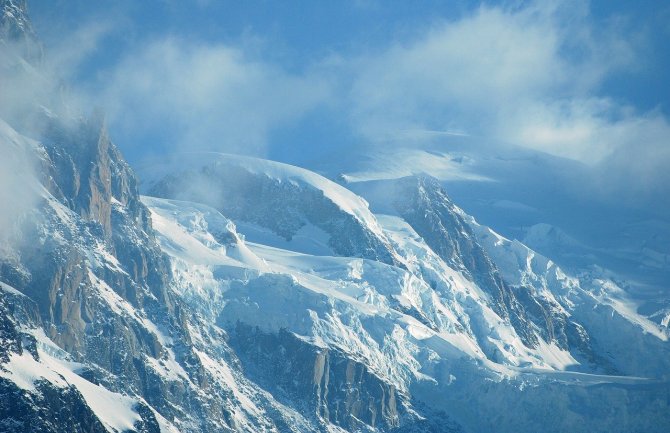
140,152,379,229
468,214,669,342
142,152,405,267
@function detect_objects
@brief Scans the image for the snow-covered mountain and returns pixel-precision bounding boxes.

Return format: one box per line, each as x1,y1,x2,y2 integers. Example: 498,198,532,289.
1,1,669,432
142,153,402,266
311,142,670,327
138,154,670,432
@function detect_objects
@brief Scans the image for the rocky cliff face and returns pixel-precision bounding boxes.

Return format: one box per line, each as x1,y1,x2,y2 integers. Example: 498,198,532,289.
0,278,159,433
0,115,171,429
230,325,404,431
1,111,358,432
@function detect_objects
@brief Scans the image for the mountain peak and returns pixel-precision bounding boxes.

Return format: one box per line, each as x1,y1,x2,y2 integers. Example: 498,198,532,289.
1,0,42,63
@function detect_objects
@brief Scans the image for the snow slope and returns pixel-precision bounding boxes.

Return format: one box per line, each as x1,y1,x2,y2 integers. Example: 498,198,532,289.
142,153,402,266
143,156,670,432
0,327,147,433
318,141,670,320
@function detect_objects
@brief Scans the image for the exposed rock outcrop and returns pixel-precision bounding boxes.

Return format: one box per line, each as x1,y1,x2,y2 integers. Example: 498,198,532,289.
229,324,404,431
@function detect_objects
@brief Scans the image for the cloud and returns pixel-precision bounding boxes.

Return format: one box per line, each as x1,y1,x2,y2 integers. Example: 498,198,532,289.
0,14,112,134
0,118,40,248
98,38,332,158
341,0,669,207
0,11,113,242
39,0,667,209
591,112,670,208
347,2,639,157
45,19,115,79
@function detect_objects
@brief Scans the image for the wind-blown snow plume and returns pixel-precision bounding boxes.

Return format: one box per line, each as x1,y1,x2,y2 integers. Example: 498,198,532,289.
0,120,39,243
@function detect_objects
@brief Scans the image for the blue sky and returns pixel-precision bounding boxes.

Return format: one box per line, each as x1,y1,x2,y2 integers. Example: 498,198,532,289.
26,0,670,203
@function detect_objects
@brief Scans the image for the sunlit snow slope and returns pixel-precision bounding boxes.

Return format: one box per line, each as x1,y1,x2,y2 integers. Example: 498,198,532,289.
140,153,670,433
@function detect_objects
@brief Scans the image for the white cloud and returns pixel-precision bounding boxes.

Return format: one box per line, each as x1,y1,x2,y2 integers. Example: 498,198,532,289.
339,0,669,205
99,38,332,157
591,112,670,204
53,0,667,206
346,1,647,161
46,20,114,79
0,17,115,239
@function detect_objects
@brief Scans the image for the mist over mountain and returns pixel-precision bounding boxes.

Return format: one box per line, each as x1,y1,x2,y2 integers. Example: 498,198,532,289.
1,1,669,432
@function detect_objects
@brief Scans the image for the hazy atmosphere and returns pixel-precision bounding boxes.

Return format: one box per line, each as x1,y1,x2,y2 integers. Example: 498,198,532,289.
25,0,670,211
1,1,669,432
